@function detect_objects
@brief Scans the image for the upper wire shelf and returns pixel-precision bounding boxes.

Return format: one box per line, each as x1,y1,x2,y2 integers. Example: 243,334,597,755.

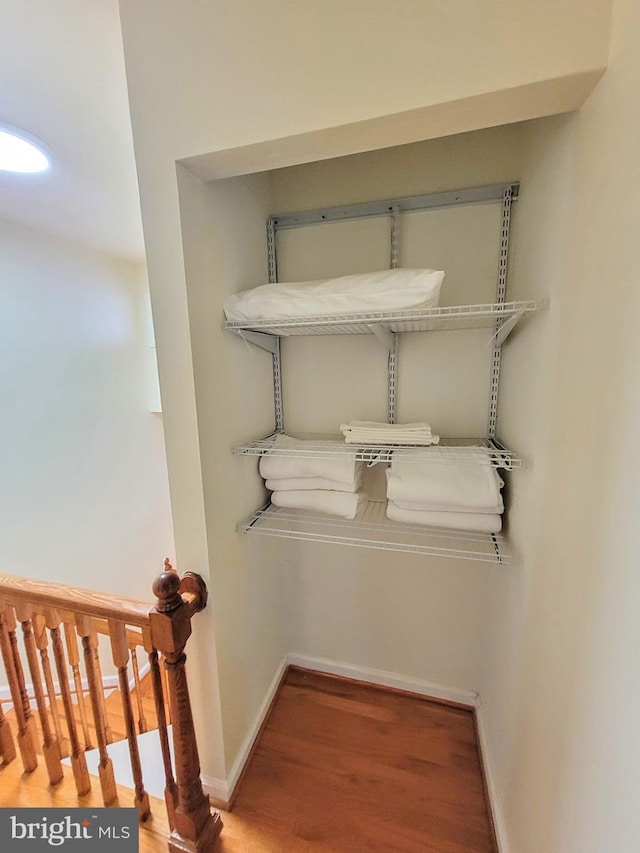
238,500,509,564
233,433,522,470
223,299,543,338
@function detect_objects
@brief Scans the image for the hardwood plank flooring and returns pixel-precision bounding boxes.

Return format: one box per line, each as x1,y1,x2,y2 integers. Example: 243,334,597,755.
219,668,496,852
0,667,496,852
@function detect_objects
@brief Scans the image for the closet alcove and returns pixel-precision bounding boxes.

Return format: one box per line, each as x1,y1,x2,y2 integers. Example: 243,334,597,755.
179,127,546,573
177,122,547,699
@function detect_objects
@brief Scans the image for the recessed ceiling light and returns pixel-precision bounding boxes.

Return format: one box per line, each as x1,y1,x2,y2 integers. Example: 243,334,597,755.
0,124,50,173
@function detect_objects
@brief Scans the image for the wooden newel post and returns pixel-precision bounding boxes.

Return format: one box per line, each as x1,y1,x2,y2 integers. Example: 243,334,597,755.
150,561,222,853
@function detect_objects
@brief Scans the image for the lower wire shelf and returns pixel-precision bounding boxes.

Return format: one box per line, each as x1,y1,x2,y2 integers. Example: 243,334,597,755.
233,433,522,470
238,500,510,564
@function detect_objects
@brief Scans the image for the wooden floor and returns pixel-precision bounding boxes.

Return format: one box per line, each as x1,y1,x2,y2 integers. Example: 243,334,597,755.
0,667,496,852
219,668,496,852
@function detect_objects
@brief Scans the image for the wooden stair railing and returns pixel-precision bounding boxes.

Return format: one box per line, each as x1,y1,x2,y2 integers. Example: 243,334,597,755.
0,561,223,853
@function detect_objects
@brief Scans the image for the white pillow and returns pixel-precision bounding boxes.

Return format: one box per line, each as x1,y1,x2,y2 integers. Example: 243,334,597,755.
223,268,444,322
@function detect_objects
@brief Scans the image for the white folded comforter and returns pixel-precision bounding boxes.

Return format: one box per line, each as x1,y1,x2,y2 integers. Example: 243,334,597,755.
224,269,444,322
387,448,504,513
386,502,502,533
259,435,361,486
271,490,364,520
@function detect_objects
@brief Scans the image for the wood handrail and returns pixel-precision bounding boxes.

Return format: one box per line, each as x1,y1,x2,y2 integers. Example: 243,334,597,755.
0,573,152,628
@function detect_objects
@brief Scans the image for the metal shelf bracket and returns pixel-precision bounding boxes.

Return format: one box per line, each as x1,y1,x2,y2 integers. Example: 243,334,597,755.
237,330,279,354
366,324,396,352
494,310,525,348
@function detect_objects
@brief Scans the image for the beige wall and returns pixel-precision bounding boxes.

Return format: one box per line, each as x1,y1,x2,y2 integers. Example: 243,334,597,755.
478,2,640,850
176,167,287,778
0,218,174,602
120,0,610,178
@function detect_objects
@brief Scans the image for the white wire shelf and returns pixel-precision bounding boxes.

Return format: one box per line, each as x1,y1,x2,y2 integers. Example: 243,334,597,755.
233,433,522,470
223,299,543,337
238,500,509,564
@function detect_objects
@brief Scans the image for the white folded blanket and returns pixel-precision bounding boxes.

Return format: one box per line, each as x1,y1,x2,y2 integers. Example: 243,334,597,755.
265,473,362,493
272,490,364,520
340,420,440,446
224,269,444,323
259,435,361,485
392,497,503,513
386,502,502,533
387,448,504,513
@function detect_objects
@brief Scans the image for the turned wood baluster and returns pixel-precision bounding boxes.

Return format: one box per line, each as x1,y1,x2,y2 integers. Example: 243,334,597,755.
43,607,90,796
33,614,69,759
150,563,222,852
129,647,148,734
62,622,93,750
5,605,39,756
109,620,151,820
148,644,178,829
0,696,17,764
14,602,63,785
75,614,117,806
5,606,38,749
0,604,37,772
91,646,113,744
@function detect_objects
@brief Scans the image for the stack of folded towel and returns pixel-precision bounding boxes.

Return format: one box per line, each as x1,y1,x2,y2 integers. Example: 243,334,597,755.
259,435,364,520
340,421,440,446
386,447,504,533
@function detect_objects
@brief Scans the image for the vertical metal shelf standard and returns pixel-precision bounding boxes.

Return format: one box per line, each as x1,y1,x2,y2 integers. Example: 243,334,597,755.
387,205,400,424
266,217,284,432
487,185,515,438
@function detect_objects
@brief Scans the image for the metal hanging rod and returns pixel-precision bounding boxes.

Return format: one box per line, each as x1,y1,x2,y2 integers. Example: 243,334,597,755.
269,182,519,231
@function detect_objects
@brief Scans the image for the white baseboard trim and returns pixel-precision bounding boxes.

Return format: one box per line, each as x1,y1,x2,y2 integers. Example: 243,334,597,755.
202,655,289,806
474,697,508,853
200,773,230,806
287,652,478,707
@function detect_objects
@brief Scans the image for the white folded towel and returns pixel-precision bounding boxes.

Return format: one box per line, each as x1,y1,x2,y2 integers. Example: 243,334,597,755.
340,420,440,446
271,490,364,520
223,269,444,323
386,502,502,533
265,472,362,493
343,421,432,431
345,434,440,445
259,435,361,486
387,448,503,513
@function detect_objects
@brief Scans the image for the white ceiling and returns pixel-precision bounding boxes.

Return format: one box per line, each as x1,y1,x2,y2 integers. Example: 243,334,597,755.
0,0,145,262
